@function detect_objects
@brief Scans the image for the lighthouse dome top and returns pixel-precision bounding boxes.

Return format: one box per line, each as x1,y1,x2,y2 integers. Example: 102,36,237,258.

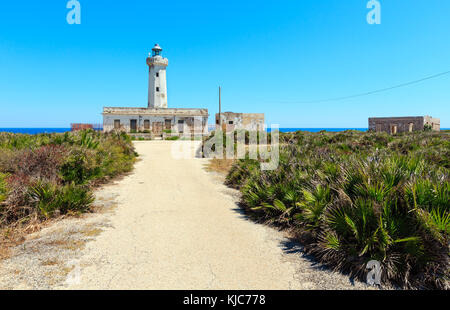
152,44,162,51
151,44,163,57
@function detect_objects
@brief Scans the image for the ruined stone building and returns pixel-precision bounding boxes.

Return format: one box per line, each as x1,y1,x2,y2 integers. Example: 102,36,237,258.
215,112,265,132
369,116,440,134
103,44,209,135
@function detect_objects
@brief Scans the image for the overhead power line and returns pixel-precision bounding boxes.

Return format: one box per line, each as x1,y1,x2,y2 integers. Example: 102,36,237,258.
275,70,450,104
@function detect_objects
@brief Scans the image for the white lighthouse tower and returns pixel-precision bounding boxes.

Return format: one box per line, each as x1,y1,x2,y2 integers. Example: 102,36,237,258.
147,44,168,109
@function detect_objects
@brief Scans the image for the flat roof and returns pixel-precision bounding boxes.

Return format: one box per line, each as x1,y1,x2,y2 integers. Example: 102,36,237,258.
103,107,209,117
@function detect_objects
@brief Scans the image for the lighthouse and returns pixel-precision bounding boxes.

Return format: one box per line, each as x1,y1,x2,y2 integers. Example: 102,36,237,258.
146,44,168,109
103,44,209,135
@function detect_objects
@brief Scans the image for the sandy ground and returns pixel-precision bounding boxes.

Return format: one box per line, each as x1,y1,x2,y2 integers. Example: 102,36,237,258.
0,141,374,290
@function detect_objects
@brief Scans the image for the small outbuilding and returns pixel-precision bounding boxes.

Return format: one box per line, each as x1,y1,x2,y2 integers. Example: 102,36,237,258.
368,116,440,134
215,112,265,132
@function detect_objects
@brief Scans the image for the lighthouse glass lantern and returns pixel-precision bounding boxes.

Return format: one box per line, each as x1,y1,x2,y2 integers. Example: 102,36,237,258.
152,44,162,57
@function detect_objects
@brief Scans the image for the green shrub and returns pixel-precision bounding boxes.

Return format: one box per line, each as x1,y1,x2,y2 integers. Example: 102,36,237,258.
225,159,260,189
77,130,100,149
424,124,433,132
96,140,136,178
60,148,101,184
165,136,180,141
0,130,136,224
29,182,94,218
225,130,450,289
0,149,19,173
0,173,8,204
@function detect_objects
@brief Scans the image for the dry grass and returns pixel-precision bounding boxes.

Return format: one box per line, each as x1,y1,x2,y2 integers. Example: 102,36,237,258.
0,184,121,263
0,213,83,260
52,239,85,251
0,217,44,259
40,258,60,266
90,195,119,214
205,159,235,175
81,227,102,237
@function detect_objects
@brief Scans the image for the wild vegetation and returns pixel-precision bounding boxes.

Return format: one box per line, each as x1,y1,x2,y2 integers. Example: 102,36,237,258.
0,130,137,229
221,130,449,289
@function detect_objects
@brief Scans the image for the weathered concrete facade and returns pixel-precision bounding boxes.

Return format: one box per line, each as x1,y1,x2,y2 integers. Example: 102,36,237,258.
103,107,209,134
103,44,209,136
215,112,265,131
423,116,441,131
369,116,440,134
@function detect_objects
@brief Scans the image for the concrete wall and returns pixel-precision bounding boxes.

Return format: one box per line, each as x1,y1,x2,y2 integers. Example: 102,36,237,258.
368,116,440,133
424,116,441,131
103,107,208,116
215,112,265,131
103,114,208,135
147,56,168,109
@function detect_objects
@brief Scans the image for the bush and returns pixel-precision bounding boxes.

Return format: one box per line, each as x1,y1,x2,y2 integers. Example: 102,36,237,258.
0,173,8,204
15,145,67,182
1,174,34,222
29,182,94,218
225,159,260,189
424,124,433,132
226,130,450,289
0,149,19,173
60,148,101,184
0,130,136,225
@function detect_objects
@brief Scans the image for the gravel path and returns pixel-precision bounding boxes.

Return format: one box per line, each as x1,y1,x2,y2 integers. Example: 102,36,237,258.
0,141,375,290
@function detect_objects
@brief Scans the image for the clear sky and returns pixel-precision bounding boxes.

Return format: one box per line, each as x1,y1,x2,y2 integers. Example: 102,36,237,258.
0,0,449,128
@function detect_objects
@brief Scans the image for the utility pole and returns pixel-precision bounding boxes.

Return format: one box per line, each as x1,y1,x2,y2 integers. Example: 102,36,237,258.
218,86,221,130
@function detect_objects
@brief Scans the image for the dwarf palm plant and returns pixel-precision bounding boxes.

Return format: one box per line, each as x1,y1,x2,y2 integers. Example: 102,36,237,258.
295,185,331,230
225,130,450,288
78,130,100,149
29,182,94,218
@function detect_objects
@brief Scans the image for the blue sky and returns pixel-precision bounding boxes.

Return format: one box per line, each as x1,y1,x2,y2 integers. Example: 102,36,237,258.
0,0,449,128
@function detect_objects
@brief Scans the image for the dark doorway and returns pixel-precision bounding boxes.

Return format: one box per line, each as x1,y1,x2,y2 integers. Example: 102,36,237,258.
144,120,150,130
165,119,171,130
130,119,137,132
153,122,163,135
178,119,184,133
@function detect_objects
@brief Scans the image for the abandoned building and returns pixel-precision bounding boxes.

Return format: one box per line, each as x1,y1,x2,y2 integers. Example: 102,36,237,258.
103,44,209,135
369,116,440,134
215,112,265,131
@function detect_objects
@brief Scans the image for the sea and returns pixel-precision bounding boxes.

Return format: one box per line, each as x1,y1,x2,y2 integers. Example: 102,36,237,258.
0,128,74,134
0,128,448,135
0,128,369,134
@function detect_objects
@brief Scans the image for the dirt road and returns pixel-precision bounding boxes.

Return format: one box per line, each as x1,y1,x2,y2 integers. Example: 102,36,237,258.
63,141,372,289
0,141,371,289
